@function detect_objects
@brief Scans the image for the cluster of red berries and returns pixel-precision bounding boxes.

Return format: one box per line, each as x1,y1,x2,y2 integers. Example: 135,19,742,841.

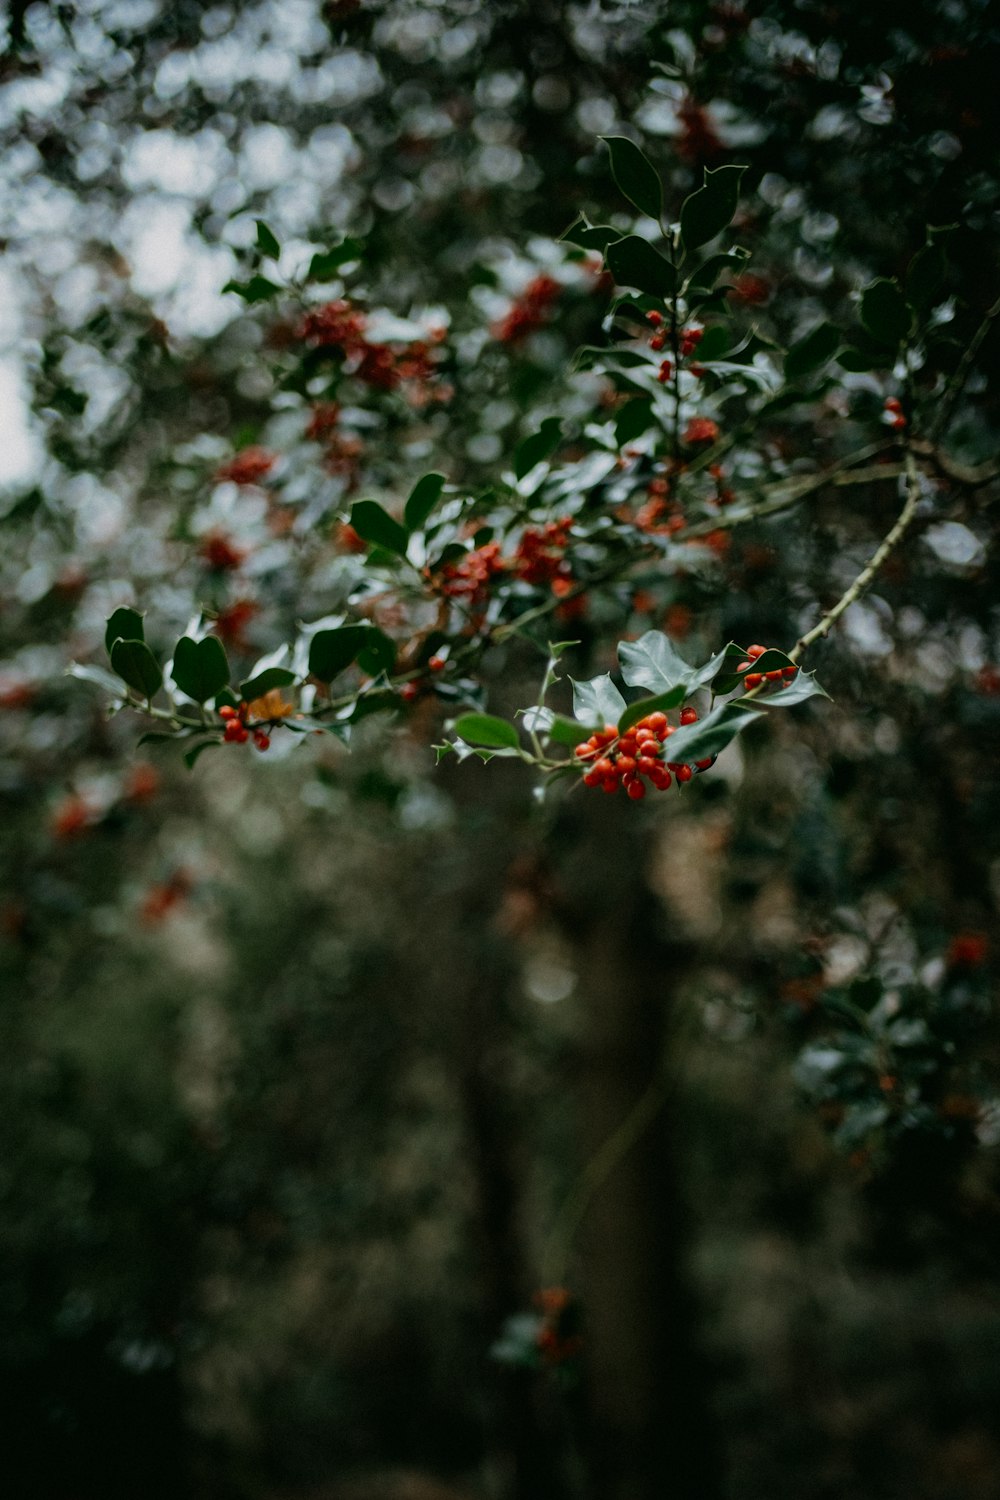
213,598,259,650
575,706,714,799
884,396,907,431
736,643,799,689
220,702,270,750
648,315,707,381
492,274,561,344
513,516,573,587
684,416,721,446
215,446,276,487
299,298,448,404
438,539,507,603
305,402,365,484
635,474,686,536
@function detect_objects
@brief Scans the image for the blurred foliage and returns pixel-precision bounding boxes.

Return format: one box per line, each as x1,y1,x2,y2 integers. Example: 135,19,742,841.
1,2,999,1499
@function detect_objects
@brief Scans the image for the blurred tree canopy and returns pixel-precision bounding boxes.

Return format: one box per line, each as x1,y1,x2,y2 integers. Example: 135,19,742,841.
1,3,999,1499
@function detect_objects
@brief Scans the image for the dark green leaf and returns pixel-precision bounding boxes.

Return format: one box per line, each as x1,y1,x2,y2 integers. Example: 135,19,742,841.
560,217,622,253
618,686,688,734
606,236,677,298
404,472,446,531
661,701,760,762
110,638,162,698
859,278,912,346
184,740,221,769
349,499,410,556
308,625,370,680
514,418,562,480
685,248,750,293
104,607,144,654
307,237,364,280
255,220,281,259
700,641,747,695
171,635,230,702
454,713,521,750
239,667,296,702
784,321,840,380
615,397,654,446
356,629,396,676
694,325,734,361
756,670,829,706
136,732,176,748
223,276,282,304
618,630,696,693
601,135,663,221
570,673,627,728
680,165,746,253
836,346,884,372
906,241,946,311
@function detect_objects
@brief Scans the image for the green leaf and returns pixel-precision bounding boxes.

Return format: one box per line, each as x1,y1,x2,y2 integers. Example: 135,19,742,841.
255,220,281,259
184,740,221,769
680,165,746,253
615,397,654,446
521,707,593,747
222,275,282,304
685,248,750,293
755,670,829,706
67,662,127,696
356,629,396,677
307,237,364,281
606,236,677,298
618,686,687,734
693,325,733,361
859,278,912,347
836,346,884,373
454,713,521,750
239,667,296,702
136,732,176,748
104,607,144,654
570,673,627,728
906,241,946,311
514,418,562,480
404,472,446,531
171,635,230,703
784,321,840,381
560,217,622,253
601,135,663,221
110,638,162,699
618,630,696,693
308,625,370,680
698,641,745,695
349,500,410,556
661,701,759,762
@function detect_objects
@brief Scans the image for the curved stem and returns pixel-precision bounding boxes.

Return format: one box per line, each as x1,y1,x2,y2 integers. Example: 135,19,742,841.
788,448,921,664
541,1068,672,1287
929,293,1000,445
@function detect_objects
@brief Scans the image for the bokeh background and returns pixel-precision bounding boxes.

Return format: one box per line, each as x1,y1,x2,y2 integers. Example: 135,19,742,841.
1,3,999,1498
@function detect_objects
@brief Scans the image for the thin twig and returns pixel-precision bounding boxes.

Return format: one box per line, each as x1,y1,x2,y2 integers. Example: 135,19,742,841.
788,449,922,663
929,294,1000,444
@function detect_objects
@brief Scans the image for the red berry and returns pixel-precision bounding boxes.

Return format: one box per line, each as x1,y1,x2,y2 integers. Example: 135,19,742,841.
680,706,698,725
253,731,271,751
219,705,238,720
647,712,668,733
626,779,646,800
583,768,602,787
650,333,666,351
594,758,615,778
747,644,766,659
617,755,637,774
428,655,446,672
646,310,664,326
575,742,597,759
657,359,673,383
764,669,782,681
224,720,248,744
782,665,798,679
745,673,763,688
694,757,715,771
676,764,693,783
637,756,659,775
